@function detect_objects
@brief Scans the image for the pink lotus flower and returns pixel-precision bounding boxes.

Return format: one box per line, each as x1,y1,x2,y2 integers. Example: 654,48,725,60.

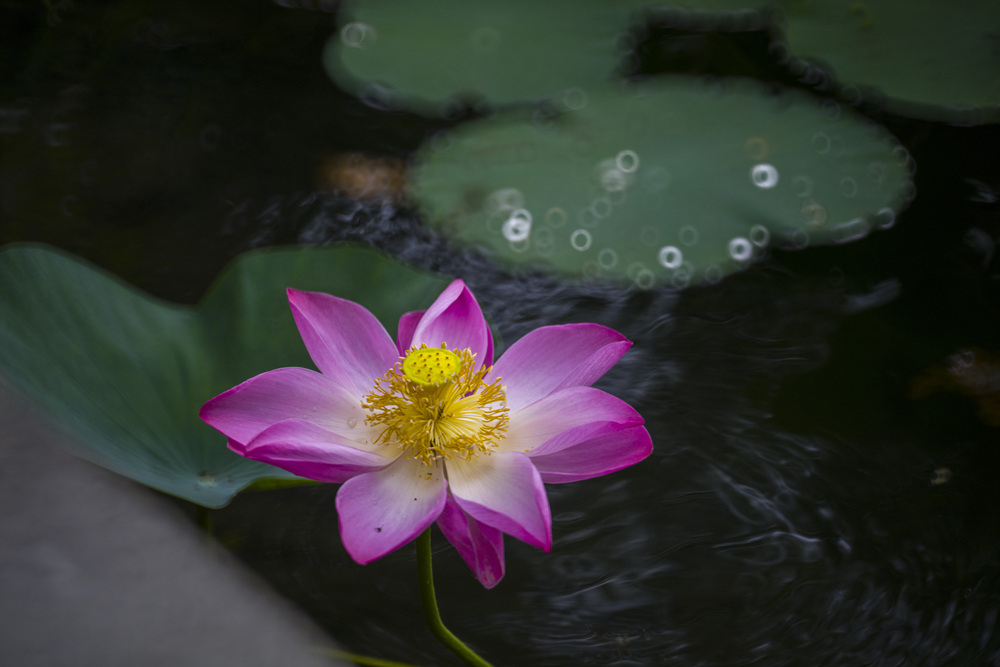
200,280,652,588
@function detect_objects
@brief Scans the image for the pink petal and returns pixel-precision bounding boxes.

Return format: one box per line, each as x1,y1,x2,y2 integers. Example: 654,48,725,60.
287,289,399,398
241,419,394,483
396,310,424,354
227,438,246,456
489,323,632,412
497,386,644,455
446,452,551,551
530,425,653,484
201,367,372,448
411,279,493,366
436,494,505,589
336,457,448,564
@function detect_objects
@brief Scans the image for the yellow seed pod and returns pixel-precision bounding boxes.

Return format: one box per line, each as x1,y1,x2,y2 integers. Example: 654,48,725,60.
402,345,462,385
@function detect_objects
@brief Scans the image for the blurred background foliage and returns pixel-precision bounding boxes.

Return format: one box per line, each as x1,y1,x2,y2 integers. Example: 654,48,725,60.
329,0,994,286
330,0,999,121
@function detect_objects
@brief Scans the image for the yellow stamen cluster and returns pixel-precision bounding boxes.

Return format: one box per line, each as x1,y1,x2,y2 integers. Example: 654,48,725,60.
362,344,509,465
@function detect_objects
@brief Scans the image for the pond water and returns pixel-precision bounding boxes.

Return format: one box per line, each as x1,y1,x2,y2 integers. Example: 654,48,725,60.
3,1,999,665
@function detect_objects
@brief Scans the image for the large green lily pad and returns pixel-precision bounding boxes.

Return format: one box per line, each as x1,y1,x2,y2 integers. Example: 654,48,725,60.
638,0,1000,123
0,244,449,507
325,0,643,113
779,0,1000,123
412,77,913,288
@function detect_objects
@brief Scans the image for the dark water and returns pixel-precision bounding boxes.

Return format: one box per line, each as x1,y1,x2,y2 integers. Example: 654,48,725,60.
2,1,999,665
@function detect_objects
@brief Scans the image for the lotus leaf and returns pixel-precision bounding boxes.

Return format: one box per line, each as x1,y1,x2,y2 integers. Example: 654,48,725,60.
776,0,1000,123
325,0,644,112
412,78,913,287
0,244,449,507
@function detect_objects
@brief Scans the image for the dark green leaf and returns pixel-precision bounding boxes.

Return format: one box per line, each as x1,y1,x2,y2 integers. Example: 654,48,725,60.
0,244,450,507
412,78,913,288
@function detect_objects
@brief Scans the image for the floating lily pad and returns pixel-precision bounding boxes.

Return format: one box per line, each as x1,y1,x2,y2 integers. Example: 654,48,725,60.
325,0,642,112
412,78,913,288
0,244,449,507
640,0,1000,123
778,0,1000,123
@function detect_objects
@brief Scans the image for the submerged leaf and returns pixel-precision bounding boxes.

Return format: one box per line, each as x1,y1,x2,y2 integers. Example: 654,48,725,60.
0,244,449,507
412,77,913,288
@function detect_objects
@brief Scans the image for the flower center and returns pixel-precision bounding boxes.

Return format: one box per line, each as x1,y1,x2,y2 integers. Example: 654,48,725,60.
362,344,509,465
401,346,462,385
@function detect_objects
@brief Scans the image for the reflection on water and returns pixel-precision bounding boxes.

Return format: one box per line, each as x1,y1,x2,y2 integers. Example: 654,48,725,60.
2,0,999,665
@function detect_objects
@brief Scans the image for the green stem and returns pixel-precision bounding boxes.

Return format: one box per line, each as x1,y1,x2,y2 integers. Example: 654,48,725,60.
316,647,419,667
416,529,493,667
